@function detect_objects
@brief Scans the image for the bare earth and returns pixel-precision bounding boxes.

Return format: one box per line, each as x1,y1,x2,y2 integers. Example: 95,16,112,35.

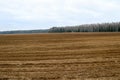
0,32,120,80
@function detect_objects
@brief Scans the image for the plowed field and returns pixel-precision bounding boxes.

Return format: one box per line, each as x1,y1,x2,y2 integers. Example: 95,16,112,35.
0,32,120,80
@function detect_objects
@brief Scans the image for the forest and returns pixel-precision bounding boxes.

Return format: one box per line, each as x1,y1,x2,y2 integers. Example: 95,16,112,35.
1,22,120,34
49,22,120,32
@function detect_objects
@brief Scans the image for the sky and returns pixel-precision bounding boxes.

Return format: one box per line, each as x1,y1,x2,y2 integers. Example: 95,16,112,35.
0,0,120,31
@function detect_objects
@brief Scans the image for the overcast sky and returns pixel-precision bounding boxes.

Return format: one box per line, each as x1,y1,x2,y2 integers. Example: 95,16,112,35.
0,0,120,31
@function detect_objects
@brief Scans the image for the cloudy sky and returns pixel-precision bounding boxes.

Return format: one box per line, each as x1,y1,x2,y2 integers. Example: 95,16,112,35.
0,0,120,31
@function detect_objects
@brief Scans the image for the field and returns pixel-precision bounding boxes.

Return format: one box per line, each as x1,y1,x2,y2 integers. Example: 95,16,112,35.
0,32,120,80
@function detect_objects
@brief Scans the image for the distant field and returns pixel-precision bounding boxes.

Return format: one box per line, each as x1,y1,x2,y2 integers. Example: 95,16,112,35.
0,32,120,80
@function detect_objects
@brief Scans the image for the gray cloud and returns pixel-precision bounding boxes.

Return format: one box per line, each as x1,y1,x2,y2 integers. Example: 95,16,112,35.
0,0,120,31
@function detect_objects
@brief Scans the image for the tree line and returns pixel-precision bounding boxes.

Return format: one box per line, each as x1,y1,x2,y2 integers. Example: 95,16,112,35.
1,22,120,34
49,22,120,32
0,29,48,34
